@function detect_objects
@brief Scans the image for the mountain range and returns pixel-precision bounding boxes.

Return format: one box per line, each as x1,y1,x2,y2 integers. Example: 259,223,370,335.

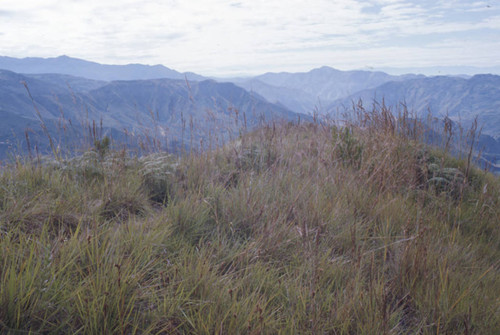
229,67,424,114
0,55,206,82
0,55,498,170
0,67,299,158
327,74,500,138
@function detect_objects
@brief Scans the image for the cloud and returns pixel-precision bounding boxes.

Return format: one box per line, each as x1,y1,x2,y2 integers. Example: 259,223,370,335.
0,0,499,75
0,10,15,17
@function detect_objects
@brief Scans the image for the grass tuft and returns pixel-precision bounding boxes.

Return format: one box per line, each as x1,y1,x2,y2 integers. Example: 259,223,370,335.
1,103,499,334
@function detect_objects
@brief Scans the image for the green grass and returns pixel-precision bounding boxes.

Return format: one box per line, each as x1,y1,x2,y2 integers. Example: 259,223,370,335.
0,109,499,334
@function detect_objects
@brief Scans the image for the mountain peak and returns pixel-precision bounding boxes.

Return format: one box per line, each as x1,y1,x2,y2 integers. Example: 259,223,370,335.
315,65,338,72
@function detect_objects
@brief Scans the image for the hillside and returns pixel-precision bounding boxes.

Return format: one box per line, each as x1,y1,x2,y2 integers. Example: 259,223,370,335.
328,74,500,138
0,107,499,333
230,66,423,114
326,74,500,171
1,56,499,169
0,70,302,158
228,69,500,157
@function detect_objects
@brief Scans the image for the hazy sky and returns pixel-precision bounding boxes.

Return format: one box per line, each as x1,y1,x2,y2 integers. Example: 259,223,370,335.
1,0,499,76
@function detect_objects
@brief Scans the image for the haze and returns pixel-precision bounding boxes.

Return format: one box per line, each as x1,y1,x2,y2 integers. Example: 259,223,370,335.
1,0,499,76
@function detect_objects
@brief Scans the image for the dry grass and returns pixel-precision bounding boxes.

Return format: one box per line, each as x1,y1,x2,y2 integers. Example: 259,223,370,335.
0,102,499,334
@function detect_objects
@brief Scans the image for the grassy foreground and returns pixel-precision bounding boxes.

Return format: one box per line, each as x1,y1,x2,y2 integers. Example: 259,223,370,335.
0,110,499,334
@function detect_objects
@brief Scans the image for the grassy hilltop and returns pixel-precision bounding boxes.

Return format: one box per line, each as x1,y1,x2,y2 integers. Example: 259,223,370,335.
0,106,499,334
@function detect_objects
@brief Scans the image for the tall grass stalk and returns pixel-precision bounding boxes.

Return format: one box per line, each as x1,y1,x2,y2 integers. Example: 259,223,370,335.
0,98,499,333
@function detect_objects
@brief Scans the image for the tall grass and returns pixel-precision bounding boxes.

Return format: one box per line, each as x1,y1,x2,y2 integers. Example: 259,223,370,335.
0,101,499,334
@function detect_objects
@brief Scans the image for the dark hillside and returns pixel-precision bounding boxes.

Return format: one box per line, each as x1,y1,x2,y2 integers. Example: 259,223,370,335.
0,71,303,158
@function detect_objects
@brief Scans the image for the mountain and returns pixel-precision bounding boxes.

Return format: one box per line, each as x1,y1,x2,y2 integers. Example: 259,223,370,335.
328,74,500,138
229,66,423,114
0,70,115,157
374,65,500,77
84,78,300,135
24,73,108,92
1,56,499,167
326,74,500,172
229,78,318,115
0,55,206,81
0,70,302,158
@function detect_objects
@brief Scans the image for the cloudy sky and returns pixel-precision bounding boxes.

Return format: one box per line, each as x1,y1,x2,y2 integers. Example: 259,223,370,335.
1,0,499,76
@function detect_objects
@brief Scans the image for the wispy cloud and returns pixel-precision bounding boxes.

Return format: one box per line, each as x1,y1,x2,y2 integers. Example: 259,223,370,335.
0,0,498,75
0,10,15,17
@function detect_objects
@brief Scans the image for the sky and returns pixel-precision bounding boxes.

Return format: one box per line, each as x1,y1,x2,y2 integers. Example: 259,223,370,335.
1,0,499,76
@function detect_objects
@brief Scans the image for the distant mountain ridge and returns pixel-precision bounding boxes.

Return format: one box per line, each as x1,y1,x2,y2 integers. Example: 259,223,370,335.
225,65,500,170
0,69,301,158
0,56,499,170
0,55,206,81
229,66,424,114
374,65,500,77
24,73,108,92
328,74,500,138
325,74,500,172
